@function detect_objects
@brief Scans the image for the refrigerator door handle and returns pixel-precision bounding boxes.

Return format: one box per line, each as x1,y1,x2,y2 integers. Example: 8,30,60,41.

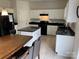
77,6,79,18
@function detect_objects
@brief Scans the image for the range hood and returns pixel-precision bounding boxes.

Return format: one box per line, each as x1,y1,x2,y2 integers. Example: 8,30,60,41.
39,14,49,21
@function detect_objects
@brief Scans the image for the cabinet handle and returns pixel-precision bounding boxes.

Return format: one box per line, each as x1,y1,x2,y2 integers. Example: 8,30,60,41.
77,6,79,18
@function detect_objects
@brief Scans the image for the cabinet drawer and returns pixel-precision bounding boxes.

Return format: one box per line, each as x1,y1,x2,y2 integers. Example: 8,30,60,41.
21,32,33,36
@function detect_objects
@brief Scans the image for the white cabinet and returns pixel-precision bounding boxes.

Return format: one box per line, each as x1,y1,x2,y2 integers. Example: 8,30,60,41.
19,28,41,47
56,35,74,57
47,26,58,35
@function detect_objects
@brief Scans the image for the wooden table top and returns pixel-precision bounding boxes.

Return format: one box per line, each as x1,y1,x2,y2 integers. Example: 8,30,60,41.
0,35,32,59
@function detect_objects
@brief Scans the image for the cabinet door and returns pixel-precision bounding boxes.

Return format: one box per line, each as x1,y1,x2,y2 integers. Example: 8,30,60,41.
47,26,58,35
56,35,74,57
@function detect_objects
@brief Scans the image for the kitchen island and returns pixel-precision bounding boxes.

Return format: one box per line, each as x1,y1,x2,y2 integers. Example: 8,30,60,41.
18,26,41,59
18,26,41,47
0,35,32,59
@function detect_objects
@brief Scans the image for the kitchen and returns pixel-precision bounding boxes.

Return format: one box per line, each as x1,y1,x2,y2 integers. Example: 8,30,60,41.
0,0,79,59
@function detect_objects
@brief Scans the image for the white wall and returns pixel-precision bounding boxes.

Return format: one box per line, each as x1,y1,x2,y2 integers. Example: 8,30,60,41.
64,1,69,20
64,1,76,31
0,0,15,13
64,0,77,23
16,0,30,29
72,21,79,59
64,0,77,31
0,7,14,13
76,0,79,6
30,0,67,9
30,9,64,19
0,0,12,8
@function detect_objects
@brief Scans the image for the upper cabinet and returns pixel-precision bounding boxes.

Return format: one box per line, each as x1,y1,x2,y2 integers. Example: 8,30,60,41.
64,0,77,23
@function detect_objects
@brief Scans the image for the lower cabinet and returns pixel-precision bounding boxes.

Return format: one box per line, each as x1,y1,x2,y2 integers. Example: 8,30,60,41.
47,26,58,35
56,35,74,57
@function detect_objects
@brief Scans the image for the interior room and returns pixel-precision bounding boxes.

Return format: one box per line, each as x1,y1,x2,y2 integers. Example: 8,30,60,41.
0,0,79,59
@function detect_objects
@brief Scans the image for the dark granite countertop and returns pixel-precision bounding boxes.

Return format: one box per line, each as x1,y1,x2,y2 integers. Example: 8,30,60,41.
18,26,40,32
29,21,65,27
29,19,66,27
56,27,75,36
30,18,65,23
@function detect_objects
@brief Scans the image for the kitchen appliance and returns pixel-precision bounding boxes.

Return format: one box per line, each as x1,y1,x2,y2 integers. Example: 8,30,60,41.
0,13,15,36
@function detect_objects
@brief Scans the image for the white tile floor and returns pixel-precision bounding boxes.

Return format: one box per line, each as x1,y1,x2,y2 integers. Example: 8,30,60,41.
39,35,71,59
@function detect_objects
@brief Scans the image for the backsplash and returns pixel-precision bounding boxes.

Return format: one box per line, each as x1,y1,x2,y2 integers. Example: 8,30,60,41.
30,9,64,19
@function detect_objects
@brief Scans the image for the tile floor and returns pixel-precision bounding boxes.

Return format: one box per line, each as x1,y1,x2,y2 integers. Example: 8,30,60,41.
39,35,71,59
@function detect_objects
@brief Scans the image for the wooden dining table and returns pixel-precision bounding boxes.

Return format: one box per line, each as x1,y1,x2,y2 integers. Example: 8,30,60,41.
0,35,32,59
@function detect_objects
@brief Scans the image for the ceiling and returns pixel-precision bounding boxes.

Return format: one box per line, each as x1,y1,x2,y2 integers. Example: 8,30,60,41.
29,0,68,9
